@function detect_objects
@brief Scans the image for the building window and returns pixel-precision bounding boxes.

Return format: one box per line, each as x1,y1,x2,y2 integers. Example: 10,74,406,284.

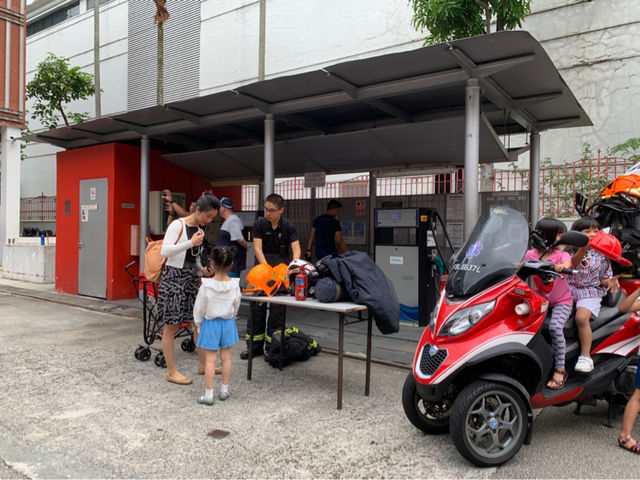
27,1,80,36
87,0,112,8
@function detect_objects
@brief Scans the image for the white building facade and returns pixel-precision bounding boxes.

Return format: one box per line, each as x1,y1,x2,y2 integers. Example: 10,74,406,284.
19,0,640,202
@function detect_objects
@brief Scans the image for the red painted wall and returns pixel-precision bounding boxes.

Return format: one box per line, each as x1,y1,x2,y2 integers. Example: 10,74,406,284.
56,142,242,300
0,0,26,128
211,186,243,210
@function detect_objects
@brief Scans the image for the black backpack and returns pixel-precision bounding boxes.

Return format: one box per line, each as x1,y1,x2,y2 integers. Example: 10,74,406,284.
265,327,321,368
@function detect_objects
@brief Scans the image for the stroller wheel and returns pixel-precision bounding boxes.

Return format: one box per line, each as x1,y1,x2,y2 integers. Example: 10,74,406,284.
139,347,151,361
134,346,144,360
181,338,196,352
154,352,166,368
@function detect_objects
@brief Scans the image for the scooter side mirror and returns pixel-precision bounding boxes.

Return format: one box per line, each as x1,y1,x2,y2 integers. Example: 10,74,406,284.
550,231,589,250
575,192,588,216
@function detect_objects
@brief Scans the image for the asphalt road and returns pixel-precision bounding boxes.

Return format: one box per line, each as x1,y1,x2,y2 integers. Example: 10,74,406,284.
0,288,639,478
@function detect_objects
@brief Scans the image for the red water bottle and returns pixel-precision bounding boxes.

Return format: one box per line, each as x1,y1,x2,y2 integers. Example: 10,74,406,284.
294,272,307,301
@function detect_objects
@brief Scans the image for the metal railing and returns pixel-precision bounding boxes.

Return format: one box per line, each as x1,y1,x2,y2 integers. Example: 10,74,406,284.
240,171,465,210
20,193,56,222
494,153,635,217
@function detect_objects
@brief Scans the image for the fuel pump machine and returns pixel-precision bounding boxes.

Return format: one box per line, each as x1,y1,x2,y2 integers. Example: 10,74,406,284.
374,208,453,326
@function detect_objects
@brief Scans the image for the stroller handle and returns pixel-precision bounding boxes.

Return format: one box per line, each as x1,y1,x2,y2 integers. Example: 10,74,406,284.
124,261,136,278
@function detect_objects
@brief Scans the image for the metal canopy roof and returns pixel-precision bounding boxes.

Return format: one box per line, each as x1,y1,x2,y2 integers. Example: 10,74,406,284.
35,30,591,182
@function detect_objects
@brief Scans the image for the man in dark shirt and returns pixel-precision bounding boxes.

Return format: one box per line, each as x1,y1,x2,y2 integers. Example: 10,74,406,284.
241,193,301,359
305,199,348,261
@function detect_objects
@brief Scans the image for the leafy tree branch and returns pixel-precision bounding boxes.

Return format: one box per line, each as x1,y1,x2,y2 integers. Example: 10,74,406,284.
26,53,96,130
410,0,531,44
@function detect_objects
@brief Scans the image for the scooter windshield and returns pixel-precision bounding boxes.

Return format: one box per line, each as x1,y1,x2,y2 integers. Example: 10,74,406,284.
446,207,529,298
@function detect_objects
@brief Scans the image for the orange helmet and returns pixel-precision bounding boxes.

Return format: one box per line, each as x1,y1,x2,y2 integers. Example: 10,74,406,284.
243,264,279,296
273,263,290,290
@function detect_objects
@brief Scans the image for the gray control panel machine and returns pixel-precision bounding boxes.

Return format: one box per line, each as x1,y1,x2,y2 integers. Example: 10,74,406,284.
374,208,452,325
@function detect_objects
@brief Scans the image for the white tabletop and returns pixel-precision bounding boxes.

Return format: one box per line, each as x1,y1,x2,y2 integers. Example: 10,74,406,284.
241,294,367,313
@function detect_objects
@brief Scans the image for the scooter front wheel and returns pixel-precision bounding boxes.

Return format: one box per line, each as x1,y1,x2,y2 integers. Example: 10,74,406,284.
402,373,450,434
450,380,527,467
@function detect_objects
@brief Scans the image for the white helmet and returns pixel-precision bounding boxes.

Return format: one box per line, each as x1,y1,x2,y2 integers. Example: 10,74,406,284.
287,259,315,276
287,259,319,294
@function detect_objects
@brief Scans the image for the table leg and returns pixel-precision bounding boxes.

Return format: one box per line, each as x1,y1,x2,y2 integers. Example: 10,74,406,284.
279,313,285,371
247,301,255,381
365,310,372,396
338,312,344,410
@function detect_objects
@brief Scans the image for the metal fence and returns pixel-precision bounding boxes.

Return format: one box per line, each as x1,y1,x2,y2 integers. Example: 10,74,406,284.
493,153,634,217
241,171,465,210
20,194,56,222
17,155,633,223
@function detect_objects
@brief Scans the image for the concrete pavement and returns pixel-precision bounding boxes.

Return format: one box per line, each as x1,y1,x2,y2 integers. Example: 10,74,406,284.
1,278,639,478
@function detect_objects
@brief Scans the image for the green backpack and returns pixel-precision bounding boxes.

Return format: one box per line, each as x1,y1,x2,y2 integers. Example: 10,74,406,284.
265,326,320,368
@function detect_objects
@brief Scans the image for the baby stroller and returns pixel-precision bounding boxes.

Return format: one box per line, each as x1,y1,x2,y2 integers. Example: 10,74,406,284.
124,261,196,367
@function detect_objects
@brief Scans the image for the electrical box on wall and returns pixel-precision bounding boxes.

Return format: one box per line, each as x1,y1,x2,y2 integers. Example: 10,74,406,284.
148,191,186,235
130,225,139,256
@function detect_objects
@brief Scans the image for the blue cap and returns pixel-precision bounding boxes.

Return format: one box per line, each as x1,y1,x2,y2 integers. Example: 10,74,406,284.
220,197,234,209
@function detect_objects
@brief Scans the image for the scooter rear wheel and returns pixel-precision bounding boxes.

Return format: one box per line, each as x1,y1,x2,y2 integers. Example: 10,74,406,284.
450,380,527,467
402,373,450,434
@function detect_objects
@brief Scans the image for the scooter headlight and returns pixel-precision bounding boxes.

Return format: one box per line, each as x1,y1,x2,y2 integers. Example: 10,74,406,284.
429,298,440,333
438,300,496,337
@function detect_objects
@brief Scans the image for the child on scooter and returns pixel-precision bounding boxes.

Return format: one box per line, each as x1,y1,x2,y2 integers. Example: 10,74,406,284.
524,217,573,390
193,246,241,405
567,217,619,373
616,287,640,454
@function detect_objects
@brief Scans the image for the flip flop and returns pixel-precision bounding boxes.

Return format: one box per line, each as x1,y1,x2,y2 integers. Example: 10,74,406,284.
618,436,640,454
546,369,568,390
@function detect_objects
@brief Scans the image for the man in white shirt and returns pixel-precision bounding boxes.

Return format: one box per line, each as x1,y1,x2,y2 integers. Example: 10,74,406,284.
217,197,248,278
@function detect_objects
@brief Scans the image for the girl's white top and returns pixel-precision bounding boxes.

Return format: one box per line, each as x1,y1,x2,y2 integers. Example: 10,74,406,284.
161,219,193,268
193,277,241,327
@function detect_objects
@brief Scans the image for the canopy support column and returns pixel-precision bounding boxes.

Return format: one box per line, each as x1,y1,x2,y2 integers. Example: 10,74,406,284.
139,134,150,270
464,78,481,239
368,172,376,257
529,132,540,225
0,126,21,264
264,114,275,196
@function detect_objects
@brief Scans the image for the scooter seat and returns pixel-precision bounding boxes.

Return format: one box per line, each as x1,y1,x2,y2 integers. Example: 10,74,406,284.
542,290,627,340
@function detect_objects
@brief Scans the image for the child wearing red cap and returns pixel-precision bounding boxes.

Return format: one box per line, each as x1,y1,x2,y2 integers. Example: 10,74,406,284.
568,217,619,373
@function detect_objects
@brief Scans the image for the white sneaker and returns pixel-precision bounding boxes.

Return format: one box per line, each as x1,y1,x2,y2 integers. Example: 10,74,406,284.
575,355,594,373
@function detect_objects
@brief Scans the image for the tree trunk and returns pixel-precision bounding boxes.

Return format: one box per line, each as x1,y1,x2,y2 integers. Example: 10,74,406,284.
474,0,492,34
157,22,164,105
59,104,69,127
484,5,491,33
496,7,504,32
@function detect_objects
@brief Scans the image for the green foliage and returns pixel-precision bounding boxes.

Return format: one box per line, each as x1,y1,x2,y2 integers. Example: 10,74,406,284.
609,137,640,161
20,120,32,162
410,0,531,44
26,53,96,130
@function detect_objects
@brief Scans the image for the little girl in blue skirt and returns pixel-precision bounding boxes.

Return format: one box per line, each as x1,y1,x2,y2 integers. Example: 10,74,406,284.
193,246,241,405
